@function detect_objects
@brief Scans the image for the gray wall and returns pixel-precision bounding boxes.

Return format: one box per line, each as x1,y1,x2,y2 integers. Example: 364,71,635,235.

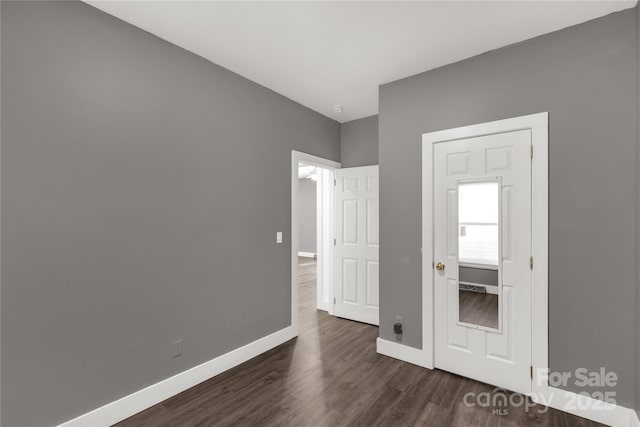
635,4,640,416
297,178,317,254
1,2,339,426
379,8,637,406
340,115,379,167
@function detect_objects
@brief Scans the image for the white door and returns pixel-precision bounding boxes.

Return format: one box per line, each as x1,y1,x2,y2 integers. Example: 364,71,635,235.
334,165,379,325
433,130,532,394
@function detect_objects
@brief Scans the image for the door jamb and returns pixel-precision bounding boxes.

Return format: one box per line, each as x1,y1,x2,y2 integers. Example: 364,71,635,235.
291,150,340,337
421,112,549,399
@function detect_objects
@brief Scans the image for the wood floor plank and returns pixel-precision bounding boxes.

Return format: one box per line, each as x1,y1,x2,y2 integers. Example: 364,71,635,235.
115,259,605,427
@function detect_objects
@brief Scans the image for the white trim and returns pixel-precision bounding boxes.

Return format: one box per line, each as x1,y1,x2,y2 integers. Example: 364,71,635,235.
316,166,325,311
291,151,340,328
537,386,637,427
376,338,431,369
316,167,336,314
418,112,549,375
297,252,316,258
57,326,296,427
420,128,435,369
528,112,550,401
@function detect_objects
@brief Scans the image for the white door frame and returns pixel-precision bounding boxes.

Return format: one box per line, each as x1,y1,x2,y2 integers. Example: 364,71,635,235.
421,113,548,399
291,150,340,336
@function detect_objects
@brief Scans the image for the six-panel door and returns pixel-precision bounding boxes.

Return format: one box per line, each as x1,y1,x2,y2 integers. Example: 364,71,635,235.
334,165,379,326
433,130,532,394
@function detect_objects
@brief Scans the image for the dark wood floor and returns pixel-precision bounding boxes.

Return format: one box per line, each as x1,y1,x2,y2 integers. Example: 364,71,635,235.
459,290,499,329
116,258,603,427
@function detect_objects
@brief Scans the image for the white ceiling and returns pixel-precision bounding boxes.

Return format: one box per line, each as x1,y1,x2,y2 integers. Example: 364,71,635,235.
86,1,636,123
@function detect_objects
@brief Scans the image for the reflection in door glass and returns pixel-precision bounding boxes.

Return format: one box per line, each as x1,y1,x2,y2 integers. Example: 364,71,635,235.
458,182,499,266
457,181,500,330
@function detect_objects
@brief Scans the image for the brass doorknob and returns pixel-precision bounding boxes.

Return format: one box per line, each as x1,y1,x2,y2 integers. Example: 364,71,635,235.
435,262,445,271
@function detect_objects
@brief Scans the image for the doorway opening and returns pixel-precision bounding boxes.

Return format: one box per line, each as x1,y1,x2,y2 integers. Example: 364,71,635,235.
291,151,380,336
291,151,340,337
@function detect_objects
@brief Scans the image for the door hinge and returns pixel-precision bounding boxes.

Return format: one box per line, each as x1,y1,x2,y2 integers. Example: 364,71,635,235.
334,238,337,246
530,256,533,271
333,298,336,304
530,366,533,379
334,179,337,186
530,145,534,159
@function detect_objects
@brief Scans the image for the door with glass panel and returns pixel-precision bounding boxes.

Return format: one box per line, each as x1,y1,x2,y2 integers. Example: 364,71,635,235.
433,130,532,394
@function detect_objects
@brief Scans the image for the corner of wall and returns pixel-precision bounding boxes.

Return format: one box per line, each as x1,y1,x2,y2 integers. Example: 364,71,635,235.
339,115,379,168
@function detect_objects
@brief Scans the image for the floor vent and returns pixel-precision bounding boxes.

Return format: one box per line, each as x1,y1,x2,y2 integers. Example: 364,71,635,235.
459,284,487,294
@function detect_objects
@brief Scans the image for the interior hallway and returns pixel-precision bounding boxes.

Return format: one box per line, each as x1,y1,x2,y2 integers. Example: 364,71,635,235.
116,258,602,427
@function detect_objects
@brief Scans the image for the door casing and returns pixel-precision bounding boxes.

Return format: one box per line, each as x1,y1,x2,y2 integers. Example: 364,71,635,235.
421,112,548,400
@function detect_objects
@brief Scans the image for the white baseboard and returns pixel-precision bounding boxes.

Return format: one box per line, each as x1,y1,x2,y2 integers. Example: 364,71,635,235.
376,338,432,369
316,300,330,312
298,251,316,258
540,386,637,427
630,409,640,427
58,326,296,427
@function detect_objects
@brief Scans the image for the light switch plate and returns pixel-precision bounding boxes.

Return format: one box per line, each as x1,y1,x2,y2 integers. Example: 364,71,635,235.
173,339,183,358
276,232,283,243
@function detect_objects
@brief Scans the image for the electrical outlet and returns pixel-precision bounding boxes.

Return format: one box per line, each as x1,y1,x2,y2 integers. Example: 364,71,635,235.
394,316,403,342
173,339,183,358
